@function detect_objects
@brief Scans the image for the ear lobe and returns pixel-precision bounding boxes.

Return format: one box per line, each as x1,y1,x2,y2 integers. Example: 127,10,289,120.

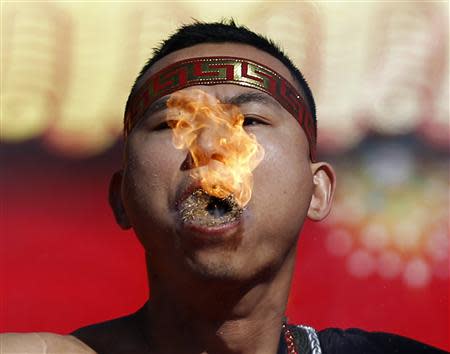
307,162,336,221
109,171,131,230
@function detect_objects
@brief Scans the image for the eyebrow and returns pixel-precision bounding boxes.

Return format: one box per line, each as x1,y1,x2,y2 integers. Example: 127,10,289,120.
142,91,280,122
145,96,170,117
223,92,280,108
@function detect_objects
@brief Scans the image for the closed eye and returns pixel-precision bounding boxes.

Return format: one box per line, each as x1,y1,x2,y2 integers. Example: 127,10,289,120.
243,115,269,127
154,121,170,130
154,120,177,131
154,116,267,130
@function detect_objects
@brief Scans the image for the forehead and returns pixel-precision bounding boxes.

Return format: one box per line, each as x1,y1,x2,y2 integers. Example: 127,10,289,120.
127,43,315,160
134,43,303,95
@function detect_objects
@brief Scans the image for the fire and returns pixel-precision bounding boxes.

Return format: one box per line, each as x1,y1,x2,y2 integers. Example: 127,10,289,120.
167,89,265,207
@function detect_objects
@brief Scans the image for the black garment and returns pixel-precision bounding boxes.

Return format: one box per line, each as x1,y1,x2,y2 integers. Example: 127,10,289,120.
316,328,448,354
72,307,448,354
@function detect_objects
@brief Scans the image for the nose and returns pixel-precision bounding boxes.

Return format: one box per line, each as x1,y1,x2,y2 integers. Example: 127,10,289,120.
197,127,217,155
180,127,225,170
180,151,195,171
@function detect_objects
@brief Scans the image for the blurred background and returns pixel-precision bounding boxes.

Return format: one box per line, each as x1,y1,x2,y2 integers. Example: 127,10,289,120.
1,1,449,350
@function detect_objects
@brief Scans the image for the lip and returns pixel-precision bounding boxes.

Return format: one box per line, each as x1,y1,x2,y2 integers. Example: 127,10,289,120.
178,217,243,246
174,181,204,211
182,216,241,235
174,183,244,242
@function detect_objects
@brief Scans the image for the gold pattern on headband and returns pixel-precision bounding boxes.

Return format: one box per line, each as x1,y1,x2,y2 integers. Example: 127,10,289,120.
125,56,316,160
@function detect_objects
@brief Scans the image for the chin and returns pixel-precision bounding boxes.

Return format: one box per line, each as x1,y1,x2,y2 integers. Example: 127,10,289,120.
187,261,241,281
181,246,276,285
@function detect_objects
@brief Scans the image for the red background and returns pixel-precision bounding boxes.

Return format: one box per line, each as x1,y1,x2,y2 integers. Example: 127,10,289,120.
1,141,448,351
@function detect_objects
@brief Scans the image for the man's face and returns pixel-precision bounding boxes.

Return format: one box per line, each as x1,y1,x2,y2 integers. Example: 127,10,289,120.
119,43,316,283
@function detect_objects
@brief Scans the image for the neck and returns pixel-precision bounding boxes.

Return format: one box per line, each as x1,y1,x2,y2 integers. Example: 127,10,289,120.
142,247,297,354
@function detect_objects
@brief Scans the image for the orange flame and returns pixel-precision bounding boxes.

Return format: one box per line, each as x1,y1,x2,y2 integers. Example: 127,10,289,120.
167,89,265,207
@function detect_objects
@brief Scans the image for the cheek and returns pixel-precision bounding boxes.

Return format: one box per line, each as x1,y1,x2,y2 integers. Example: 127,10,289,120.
122,133,181,221
252,127,313,233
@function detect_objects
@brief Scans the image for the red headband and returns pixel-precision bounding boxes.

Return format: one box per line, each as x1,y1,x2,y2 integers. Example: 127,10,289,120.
124,56,316,160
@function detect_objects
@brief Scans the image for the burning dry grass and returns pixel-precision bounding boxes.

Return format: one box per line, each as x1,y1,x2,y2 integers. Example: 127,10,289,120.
167,89,265,208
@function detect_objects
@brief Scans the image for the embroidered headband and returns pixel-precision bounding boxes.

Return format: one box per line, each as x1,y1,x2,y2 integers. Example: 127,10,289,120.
124,56,316,160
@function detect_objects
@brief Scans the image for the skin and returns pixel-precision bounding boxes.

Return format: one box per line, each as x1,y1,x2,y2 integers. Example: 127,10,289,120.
108,43,336,354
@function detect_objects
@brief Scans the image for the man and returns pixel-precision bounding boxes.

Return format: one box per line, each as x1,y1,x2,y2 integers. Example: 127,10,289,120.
2,21,447,354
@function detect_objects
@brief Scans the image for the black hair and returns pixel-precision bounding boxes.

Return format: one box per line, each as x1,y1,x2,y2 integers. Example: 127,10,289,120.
126,20,316,136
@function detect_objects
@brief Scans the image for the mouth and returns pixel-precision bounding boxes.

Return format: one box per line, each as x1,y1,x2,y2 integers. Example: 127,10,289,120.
177,188,243,229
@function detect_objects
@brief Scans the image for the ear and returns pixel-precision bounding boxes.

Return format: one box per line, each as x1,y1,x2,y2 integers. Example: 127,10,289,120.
307,162,336,221
109,171,131,230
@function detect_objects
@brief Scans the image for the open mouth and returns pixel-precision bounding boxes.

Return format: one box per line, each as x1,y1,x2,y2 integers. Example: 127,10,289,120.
178,189,243,228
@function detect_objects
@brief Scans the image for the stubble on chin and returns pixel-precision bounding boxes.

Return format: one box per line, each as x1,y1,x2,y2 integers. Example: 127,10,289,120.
182,245,275,285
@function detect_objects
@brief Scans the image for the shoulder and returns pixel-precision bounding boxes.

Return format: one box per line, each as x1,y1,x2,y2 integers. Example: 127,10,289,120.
317,328,448,354
0,332,96,353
